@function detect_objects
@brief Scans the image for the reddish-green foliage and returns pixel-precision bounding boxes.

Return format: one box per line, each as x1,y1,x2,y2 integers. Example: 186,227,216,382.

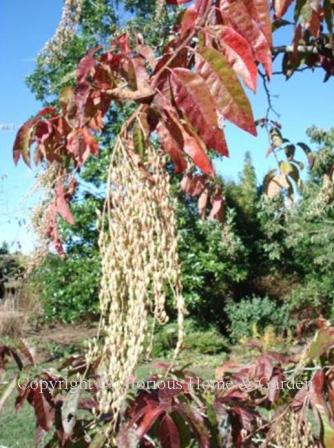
2,321,334,446
12,0,274,253
13,0,334,253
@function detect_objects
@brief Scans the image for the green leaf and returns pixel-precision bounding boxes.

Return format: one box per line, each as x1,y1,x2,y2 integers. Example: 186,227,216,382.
196,47,256,135
90,431,109,448
297,142,315,168
322,415,334,448
271,128,283,148
284,144,295,160
287,163,300,183
280,161,294,175
305,327,334,361
133,123,146,160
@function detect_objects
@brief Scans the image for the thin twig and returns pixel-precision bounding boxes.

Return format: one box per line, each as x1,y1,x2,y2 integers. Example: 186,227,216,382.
272,66,320,76
259,70,280,120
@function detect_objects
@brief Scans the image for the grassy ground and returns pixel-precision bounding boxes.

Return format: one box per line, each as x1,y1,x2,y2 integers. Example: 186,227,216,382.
0,391,35,447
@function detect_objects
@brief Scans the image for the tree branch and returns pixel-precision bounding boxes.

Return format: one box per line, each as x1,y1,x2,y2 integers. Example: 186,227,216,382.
272,43,333,55
259,70,280,120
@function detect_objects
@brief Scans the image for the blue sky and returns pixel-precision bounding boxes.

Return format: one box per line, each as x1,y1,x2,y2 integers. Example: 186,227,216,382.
0,0,63,253
0,1,334,253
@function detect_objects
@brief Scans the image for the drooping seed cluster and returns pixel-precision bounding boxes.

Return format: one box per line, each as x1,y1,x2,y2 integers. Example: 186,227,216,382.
311,172,334,216
27,165,59,273
88,139,185,430
155,0,165,20
221,209,245,259
269,411,315,448
39,0,83,62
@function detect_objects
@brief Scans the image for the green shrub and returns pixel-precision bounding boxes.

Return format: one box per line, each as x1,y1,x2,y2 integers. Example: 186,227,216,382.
151,319,228,358
226,296,289,342
30,254,100,323
285,277,334,321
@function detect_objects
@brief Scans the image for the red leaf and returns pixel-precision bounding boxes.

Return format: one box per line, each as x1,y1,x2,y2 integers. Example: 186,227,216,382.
77,47,100,84
246,0,272,47
198,187,210,219
308,9,321,37
181,173,207,197
158,415,181,448
36,107,57,118
34,120,53,143
218,26,258,91
111,33,130,54
180,122,215,176
221,0,272,77
55,180,75,225
175,402,210,448
46,203,65,255
229,406,256,432
274,0,294,18
136,35,157,70
171,68,229,156
78,398,98,411
75,82,91,127
161,104,215,176
310,370,326,405
157,121,187,173
208,189,224,221
67,128,99,166
195,0,210,13
13,119,35,166
32,385,55,432
154,48,189,95
0,346,10,373
180,6,198,35
136,405,166,440
328,386,334,416
267,373,283,403
122,56,150,90
292,384,309,411
255,355,274,383
310,371,334,448
34,120,54,162
13,108,55,165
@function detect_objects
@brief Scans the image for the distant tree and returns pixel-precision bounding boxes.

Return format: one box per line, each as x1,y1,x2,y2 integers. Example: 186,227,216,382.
0,242,23,299
0,241,9,255
20,0,334,334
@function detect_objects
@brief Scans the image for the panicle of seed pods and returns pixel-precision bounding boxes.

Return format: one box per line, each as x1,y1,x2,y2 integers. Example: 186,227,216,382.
87,138,185,431
311,172,334,216
39,0,83,63
26,165,59,274
268,411,315,448
155,0,165,20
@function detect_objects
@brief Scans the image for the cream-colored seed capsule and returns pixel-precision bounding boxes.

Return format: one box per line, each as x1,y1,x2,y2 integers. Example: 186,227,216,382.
269,410,315,447
86,139,185,437
39,0,83,63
